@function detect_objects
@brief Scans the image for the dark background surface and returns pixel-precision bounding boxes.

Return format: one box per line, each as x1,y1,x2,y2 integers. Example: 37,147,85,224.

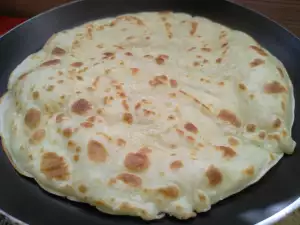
0,1,299,225
232,0,300,36
0,0,300,36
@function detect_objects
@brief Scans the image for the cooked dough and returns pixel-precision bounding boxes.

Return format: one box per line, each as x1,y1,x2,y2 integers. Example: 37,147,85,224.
0,12,295,220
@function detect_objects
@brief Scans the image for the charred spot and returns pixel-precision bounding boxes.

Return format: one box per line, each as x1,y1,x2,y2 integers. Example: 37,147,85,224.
71,99,92,115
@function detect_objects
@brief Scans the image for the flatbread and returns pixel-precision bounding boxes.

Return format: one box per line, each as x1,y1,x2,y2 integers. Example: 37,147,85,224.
0,12,295,220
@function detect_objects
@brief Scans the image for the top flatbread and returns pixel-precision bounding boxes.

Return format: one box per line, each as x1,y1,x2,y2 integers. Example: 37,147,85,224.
0,12,295,220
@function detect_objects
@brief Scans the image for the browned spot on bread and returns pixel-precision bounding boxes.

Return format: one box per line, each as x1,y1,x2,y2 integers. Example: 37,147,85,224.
41,59,61,67
199,194,206,202
73,155,79,162
62,128,73,138
193,61,200,67
246,124,256,132
29,129,45,145
277,67,284,78
168,115,175,120
176,128,184,136
40,152,69,180
170,160,183,170
228,137,239,146
71,62,83,67
250,45,268,56
87,116,96,123
117,138,126,147
56,113,65,123
188,47,196,52
221,43,228,48
239,83,247,91
243,166,255,176
102,52,115,60
164,22,172,38
116,173,142,187
170,79,178,88
135,102,141,110
187,136,195,144
24,108,41,129
124,152,149,171
71,99,92,115
184,122,198,134
103,96,114,105
52,47,66,56
205,165,222,187
78,184,87,193
125,52,133,56
76,146,81,153
46,85,55,92
218,109,241,127
149,75,168,87
218,81,225,86
87,140,108,163
201,47,212,52
264,81,286,94
158,186,179,199
143,109,155,116
122,100,129,111
80,122,94,128
123,113,133,124
155,56,165,65
250,58,265,67
259,131,266,139
94,200,108,207
32,91,40,100
144,54,153,59
216,146,237,158
216,58,222,64
273,118,282,129
130,68,139,75
67,140,76,150
190,21,198,36
138,147,152,154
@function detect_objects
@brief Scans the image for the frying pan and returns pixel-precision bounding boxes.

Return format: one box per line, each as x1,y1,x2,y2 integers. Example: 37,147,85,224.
0,0,299,224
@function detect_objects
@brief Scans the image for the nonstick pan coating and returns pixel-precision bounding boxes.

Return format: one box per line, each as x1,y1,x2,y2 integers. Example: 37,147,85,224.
0,1,299,224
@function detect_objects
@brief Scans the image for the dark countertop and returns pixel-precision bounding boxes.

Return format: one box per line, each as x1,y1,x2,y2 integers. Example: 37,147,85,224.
233,0,300,36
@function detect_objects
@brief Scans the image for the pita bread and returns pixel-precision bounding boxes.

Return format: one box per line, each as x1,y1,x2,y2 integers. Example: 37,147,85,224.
0,12,295,220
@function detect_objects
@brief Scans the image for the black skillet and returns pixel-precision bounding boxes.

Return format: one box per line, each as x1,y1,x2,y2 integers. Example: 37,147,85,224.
0,0,299,224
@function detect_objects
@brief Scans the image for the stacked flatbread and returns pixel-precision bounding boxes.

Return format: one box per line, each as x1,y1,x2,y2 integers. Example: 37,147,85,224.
0,12,295,220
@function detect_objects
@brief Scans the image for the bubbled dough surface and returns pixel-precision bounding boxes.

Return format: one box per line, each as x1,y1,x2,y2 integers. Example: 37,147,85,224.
0,12,296,220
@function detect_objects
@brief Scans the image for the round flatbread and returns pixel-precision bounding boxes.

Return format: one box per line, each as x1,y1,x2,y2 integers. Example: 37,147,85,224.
0,12,296,220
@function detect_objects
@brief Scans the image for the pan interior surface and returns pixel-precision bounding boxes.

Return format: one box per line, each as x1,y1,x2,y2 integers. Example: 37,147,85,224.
0,1,299,225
